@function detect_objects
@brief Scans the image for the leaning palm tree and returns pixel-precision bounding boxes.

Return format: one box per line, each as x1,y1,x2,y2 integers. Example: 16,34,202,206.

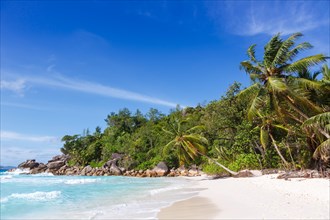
163,119,237,175
239,32,327,166
240,32,327,122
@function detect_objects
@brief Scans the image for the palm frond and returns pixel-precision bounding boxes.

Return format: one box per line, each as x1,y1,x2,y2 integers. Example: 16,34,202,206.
193,142,207,155
267,77,288,93
247,44,258,63
162,139,176,156
294,78,322,90
312,138,330,161
303,112,330,128
286,42,313,61
162,128,174,136
237,83,260,101
186,125,205,133
247,94,264,121
286,54,327,73
260,126,269,149
184,134,209,145
272,32,303,66
321,64,330,81
182,140,198,159
240,61,263,76
264,33,282,67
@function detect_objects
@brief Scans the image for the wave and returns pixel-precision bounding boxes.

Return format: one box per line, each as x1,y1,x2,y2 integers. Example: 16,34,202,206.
64,179,97,185
3,191,61,202
4,168,30,175
32,173,54,177
149,186,182,196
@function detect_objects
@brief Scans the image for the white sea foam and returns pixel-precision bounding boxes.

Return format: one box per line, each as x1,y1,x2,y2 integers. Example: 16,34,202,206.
5,168,30,175
0,175,13,180
8,191,61,201
64,179,97,185
32,173,54,177
149,186,181,196
0,197,9,203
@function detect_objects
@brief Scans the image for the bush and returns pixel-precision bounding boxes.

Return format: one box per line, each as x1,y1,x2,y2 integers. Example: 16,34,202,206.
228,153,261,171
90,161,104,168
202,163,227,175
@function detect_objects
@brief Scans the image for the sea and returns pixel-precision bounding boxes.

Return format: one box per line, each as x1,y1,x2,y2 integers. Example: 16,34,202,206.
0,168,199,219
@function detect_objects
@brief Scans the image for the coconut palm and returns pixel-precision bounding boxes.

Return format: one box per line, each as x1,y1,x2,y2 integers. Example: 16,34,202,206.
239,33,327,165
240,32,327,122
303,112,330,164
163,119,237,175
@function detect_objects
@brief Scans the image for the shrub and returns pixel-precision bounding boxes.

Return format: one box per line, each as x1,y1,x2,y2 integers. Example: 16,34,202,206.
228,153,261,171
90,161,104,168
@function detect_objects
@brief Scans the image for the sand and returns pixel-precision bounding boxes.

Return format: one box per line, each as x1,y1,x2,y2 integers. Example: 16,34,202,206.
157,174,330,219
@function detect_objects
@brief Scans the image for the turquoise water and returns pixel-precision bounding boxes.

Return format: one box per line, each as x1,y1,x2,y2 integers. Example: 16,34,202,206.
0,169,197,219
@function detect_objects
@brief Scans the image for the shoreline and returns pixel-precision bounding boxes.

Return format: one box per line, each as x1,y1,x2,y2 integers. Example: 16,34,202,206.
157,174,330,220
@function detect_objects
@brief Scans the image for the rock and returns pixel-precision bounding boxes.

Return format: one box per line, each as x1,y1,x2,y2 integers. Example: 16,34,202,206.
188,165,199,176
152,162,169,177
119,167,126,173
47,161,65,170
81,165,93,176
111,153,123,160
30,163,47,174
110,164,122,175
250,170,263,177
277,169,325,179
18,159,40,169
48,155,69,163
167,171,176,177
235,169,254,178
105,160,115,167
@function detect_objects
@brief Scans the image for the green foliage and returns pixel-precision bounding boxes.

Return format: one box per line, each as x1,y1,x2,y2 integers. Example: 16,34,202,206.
202,163,227,175
58,33,329,171
228,154,261,172
90,161,105,168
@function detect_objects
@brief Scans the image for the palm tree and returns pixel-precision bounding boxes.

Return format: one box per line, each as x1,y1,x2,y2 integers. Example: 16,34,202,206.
239,33,327,166
240,32,327,122
163,119,237,175
303,112,330,165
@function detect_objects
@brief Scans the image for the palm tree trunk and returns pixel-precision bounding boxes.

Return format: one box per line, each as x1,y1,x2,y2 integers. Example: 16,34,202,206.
269,133,290,167
197,151,238,176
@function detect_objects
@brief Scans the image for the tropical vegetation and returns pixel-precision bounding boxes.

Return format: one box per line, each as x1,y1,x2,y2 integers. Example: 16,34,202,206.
60,33,329,174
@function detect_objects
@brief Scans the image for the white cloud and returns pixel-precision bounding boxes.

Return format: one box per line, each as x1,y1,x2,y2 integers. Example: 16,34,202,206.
243,2,329,36
207,1,330,36
0,79,26,96
21,74,181,108
0,131,59,143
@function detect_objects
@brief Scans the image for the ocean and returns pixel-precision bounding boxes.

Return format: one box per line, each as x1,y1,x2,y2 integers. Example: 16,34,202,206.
0,169,199,219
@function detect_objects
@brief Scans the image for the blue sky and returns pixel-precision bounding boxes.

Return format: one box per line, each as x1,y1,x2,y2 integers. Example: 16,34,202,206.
1,0,329,166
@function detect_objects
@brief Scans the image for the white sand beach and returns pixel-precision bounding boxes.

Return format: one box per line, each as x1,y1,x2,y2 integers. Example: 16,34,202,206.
158,174,330,219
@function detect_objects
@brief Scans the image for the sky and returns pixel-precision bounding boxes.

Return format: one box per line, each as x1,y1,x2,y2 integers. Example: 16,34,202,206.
1,0,329,166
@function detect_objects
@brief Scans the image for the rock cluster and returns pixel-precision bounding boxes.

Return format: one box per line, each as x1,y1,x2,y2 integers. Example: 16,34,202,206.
12,155,204,177
277,169,330,179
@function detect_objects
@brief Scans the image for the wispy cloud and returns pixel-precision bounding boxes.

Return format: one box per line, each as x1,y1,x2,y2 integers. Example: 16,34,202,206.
207,1,330,36
0,102,49,110
0,131,59,143
30,74,180,107
0,79,26,96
